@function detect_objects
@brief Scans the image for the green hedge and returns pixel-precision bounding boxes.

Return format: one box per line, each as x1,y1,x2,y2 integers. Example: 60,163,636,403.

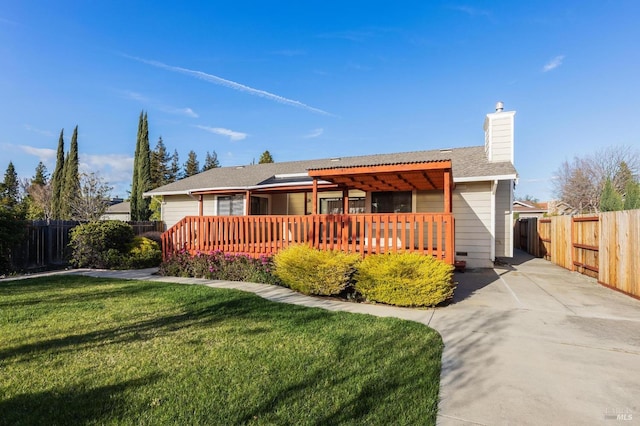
273,244,360,296
69,221,161,269
355,252,454,307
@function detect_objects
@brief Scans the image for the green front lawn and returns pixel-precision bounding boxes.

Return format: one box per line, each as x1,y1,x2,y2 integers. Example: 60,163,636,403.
0,276,442,425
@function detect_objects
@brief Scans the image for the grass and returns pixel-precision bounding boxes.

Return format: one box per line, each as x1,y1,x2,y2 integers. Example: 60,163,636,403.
0,275,443,425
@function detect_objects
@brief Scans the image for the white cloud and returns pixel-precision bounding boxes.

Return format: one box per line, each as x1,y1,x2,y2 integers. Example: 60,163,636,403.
158,106,199,118
543,55,565,72
304,128,324,139
80,153,135,197
18,145,56,162
195,125,248,141
125,55,333,116
119,90,199,118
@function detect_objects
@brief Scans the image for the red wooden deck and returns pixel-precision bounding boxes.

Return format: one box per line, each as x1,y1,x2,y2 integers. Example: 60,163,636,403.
162,213,455,264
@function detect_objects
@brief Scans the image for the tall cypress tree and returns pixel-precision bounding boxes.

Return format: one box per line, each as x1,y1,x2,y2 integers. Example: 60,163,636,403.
131,111,151,220
50,129,65,219
137,112,152,220
130,112,143,220
61,125,80,219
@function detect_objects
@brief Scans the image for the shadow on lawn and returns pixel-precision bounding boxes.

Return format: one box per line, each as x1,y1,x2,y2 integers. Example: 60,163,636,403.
234,318,442,425
0,374,162,425
0,286,334,364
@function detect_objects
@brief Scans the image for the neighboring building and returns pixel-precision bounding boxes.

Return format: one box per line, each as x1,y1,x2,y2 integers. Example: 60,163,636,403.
145,103,518,268
101,201,131,221
513,200,578,219
513,200,548,219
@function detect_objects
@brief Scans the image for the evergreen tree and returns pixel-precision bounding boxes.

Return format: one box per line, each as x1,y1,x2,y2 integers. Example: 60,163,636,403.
150,136,170,188
624,180,640,210
168,149,181,182
202,150,220,171
26,162,50,220
131,112,143,220
258,150,274,164
137,112,152,220
61,125,80,219
32,162,49,186
600,178,623,212
184,150,200,177
51,129,65,219
0,162,20,208
613,161,634,194
131,111,152,220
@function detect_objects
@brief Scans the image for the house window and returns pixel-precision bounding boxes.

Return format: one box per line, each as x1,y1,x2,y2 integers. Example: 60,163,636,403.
320,197,366,214
217,195,244,216
371,191,412,213
250,196,268,215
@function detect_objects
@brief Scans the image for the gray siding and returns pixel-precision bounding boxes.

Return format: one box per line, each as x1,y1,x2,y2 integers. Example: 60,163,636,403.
417,185,493,268
161,195,198,229
452,182,493,268
494,180,513,257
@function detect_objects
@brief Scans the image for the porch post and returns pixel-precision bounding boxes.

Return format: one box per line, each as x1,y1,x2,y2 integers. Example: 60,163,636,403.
444,169,452,213
245,190,251,215
198,195,203,216
312,178,318,214
342,188,349,214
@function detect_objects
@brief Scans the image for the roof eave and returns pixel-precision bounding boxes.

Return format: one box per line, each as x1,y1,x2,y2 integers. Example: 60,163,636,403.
454,174,518,183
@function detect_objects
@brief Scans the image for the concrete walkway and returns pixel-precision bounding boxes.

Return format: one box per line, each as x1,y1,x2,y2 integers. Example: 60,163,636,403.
7,251,640,425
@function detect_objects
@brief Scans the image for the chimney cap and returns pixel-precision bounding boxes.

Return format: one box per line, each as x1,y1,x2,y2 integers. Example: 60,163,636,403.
495,101,504,112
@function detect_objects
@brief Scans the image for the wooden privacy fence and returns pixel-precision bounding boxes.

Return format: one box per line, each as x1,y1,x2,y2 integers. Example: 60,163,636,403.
10,220,164,271
514,210,640,299
162,213,455,264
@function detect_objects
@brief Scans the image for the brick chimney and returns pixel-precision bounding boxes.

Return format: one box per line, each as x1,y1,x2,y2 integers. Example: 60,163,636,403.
483,101,515,163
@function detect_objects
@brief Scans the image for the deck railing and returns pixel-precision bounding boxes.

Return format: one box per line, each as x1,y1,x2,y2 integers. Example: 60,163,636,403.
162,213,455,263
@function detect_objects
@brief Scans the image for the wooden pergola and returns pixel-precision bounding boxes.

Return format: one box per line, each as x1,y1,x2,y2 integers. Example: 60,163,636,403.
307,160,454,214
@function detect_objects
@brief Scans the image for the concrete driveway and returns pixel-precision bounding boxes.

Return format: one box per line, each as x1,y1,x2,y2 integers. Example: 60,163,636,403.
21,249,640,425
434,250,640,425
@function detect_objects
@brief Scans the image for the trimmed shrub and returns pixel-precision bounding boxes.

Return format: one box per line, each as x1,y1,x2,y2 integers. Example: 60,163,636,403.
69,221,135,268
273,244,360,296
158,250,280,285
125,236,162,269
355,252,454,307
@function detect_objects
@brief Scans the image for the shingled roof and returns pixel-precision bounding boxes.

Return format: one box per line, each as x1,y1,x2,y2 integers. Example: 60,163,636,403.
144,145,517,196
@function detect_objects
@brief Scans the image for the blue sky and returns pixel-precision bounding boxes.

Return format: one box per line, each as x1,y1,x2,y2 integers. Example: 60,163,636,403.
1,1,639,200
